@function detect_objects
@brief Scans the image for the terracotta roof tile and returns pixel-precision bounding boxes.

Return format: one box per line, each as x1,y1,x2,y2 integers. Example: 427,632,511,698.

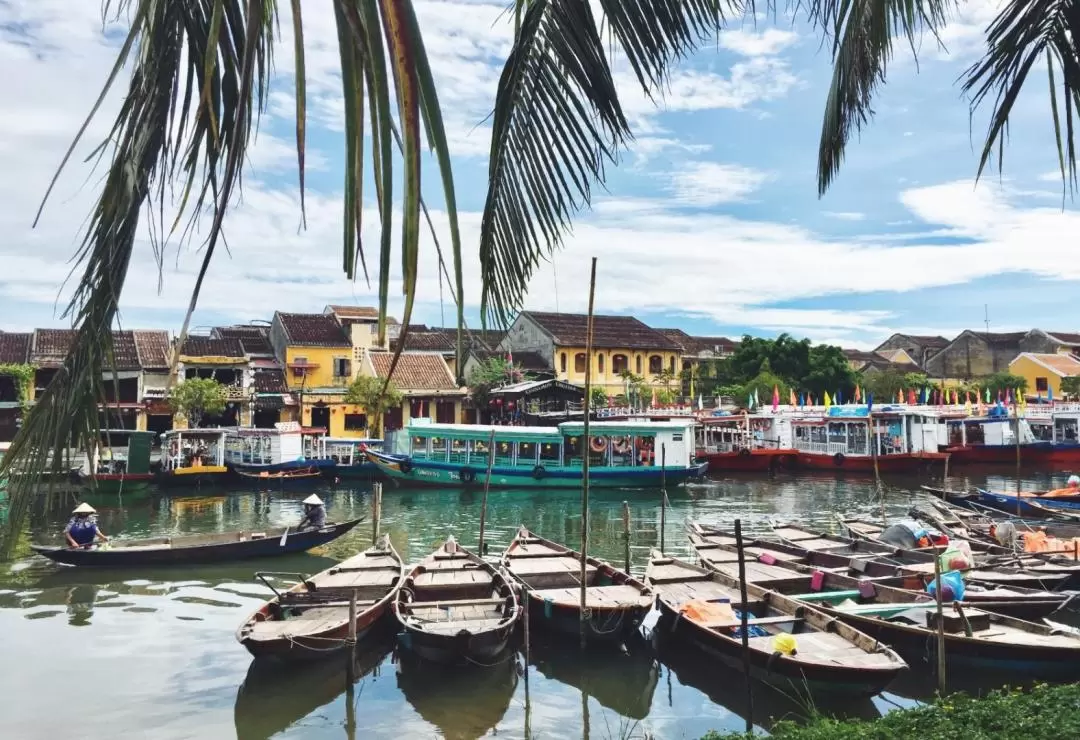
904,334,950,349
369,352,459,392
1020,353,1080,377
1047,331,1080,345
180,336,246,359
212,325,270,339
471,349,551,372
523,311,680,350
252,368,288,393
133,330,171,370
326,305,380,320
0,332,31,363
31,329,141,369
401,331,456,352
656,328,692,350
277,312,351,347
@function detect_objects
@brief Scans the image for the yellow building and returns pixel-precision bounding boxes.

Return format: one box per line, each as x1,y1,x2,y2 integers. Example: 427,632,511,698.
269,311,364,437
500,311,683,396
363,351,465,432
1009,352,1080,399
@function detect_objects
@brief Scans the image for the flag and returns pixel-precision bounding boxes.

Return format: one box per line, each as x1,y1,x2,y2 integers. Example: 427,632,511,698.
1007,388,1013,405
754,387,760,408
748,392,754,410
689,372,695,399
809,394,815,406
867,392,874,413
1049,386,1055,403
896,389,903,404
789,389,797,406
985,387,991,404
697,393,703,411
824,391,832,408
772,385,780,411
651,388,658,408
1020,389,1027,416
908,388,916,405
1037,387,1043,403
919,387,926,404
964,391,972,415
837,389,843,405
855,385,862,403
799,393,805,407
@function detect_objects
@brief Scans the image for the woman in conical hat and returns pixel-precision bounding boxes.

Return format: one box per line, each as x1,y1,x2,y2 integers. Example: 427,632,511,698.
65,503,109,549
298,494,326,530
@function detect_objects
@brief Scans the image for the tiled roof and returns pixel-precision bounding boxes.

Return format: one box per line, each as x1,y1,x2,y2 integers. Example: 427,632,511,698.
212,325,270,339
905,334,950,349
471,349,551,372
276,312,351,347
523,311,680,350
252,368,288,393
688,335,739,354
325,305,380,320
979,331,1027,346
179,336,246,359
657,328,693,350
1047,331,1080,345
843,349,882,363
401,331,456,352
133,330,171,370
1017,353,1080,377
108,330,143,370
239,335,273,356
369,351,459,392
31,329,76,366
0,332,31,363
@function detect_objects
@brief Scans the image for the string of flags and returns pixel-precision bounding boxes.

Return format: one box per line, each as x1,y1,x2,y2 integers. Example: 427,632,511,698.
742,381,1035,415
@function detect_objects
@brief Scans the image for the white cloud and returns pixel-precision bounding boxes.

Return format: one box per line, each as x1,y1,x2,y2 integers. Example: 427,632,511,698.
719,28,798,57
669,163,770,206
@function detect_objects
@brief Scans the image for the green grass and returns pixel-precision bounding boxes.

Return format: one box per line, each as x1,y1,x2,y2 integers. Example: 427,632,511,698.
702,683,1080,739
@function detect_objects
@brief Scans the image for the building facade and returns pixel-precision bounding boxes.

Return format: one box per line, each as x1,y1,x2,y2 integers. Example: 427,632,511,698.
1009,353,1080,399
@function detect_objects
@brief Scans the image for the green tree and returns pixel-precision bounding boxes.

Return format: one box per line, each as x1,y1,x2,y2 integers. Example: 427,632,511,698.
5,1,1071,537
802,345,858,399
168,378,227,429
742,362,789,409
862,367,909,402
980,372,1029,399
1061,377,1080,400
466,357,521,409
589,386,609,408
344,376,404,436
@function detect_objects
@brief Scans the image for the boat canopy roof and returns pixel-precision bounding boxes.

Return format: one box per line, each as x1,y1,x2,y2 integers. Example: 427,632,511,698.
160,428,232,439
406,423,563,442
558,420,693,435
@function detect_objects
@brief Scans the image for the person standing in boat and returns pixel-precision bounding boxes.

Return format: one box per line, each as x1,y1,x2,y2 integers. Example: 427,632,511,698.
64,503,109,549
298,494,327,530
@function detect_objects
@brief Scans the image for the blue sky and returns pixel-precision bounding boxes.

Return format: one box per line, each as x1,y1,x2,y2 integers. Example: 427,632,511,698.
1,0,1076,350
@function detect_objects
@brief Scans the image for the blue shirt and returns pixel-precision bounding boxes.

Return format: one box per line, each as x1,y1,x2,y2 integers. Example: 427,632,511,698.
65,516,98,546
301,505,326,529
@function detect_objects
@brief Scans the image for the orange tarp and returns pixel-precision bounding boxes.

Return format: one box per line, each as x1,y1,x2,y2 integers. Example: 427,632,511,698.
1021,530,1080,558
680,599,735,624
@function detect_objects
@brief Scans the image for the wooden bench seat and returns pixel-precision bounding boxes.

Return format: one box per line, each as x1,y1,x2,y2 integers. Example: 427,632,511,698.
693,614,803,630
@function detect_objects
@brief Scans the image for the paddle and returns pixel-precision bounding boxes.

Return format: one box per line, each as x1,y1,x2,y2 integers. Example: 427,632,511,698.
279,527,289,547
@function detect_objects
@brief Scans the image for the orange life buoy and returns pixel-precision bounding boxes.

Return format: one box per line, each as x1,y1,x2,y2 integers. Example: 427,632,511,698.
590,436,608,453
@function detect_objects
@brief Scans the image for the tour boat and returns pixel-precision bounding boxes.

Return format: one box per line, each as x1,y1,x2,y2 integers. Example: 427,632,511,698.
364,419,708,489
321,437,383,479
156,428,232,487
224,423,338,476
80,429,156,493
788,406,948,473
695,415,796,473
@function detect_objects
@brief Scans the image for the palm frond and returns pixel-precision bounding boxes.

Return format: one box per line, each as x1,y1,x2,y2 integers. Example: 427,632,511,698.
812,0,950,195
962,0,1080,193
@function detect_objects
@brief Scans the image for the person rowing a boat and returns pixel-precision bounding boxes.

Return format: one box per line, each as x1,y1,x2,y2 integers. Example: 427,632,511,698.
297,494,326,530
64,503,109,549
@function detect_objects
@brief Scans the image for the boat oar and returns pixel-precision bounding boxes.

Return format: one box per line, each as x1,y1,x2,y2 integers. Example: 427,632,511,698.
279,527,289,547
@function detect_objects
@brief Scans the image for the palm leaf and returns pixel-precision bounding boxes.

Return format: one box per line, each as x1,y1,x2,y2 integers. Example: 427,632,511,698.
962,0,1080,193
479,0,734,328
812,0,950,195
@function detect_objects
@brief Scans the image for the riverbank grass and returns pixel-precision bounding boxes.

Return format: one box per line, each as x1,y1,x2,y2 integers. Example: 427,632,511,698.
703,683,1080,739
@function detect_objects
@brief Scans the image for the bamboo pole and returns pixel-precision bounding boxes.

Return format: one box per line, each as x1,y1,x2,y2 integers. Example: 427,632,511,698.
346,589,358,683
933,551,947,692
660,444,667,553
1015,413,1022,517
579,257,597,650
371,481,383,544
622,500,631,570
478,428,497,555
733,519,755,733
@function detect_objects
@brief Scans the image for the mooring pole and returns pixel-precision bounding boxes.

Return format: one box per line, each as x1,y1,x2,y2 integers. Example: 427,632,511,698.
622,500,631,570
478,428,497,555
579,257,597,650
734,519,755,733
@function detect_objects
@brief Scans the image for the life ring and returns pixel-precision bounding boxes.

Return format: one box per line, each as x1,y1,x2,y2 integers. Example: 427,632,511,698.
532,465,547,480
832,452,845,467
399,458,413,475
460,468,476,483
738,448,751,458
612,437,630,454
590,436,608,453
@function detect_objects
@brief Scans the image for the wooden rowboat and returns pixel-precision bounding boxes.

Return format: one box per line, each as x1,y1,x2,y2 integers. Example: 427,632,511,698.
236,535,404,660
501,526,653,645
687,523,1072,621
394,536,521,665
30,518,364,567
683,530,1080,678
645,551,906,696
235,466,323,482
770,522,1071,591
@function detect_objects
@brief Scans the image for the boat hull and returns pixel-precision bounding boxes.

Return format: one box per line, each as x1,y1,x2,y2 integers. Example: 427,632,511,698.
241,602,388,661
525,593,649,644
154,467,230,488
366,451,708,489
232,459,338,476
698,448,796,473
975,489,1080,517
656,601,900,696
83,473,153,494
398,622,515,665
30,519,363,567
794,452,948,473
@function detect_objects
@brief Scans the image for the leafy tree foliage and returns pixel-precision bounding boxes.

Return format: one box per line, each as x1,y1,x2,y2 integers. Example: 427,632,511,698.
724,334,858,401
168,378,227,429
344,376,403,435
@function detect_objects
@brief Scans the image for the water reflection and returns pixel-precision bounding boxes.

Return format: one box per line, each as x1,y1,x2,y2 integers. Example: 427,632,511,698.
5,468,1080,738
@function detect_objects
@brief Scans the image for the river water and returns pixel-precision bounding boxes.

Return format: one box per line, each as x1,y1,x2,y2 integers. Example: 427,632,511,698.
0,469,1074,740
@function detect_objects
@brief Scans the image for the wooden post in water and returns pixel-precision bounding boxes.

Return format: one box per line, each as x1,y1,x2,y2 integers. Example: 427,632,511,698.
932,550,947,692
660,444,667,553
1015,413,1023,517
346,589,358,683
579,257,598,650
371,481,383,544
733,519,755,733
622,501,631,570
478,428,497,555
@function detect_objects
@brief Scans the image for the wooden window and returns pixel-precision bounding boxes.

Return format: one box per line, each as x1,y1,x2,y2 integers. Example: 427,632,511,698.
669,356,675,373
1036,377,1049,392
598,354,605,373
649,355,663,374
635,355,642,374
575,353,587,373
612,354,628,374
560,352,567,373
333,357,351,378
344,413,367,430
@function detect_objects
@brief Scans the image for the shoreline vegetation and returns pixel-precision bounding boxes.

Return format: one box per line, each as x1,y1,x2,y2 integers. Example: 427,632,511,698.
702,683,1080,739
